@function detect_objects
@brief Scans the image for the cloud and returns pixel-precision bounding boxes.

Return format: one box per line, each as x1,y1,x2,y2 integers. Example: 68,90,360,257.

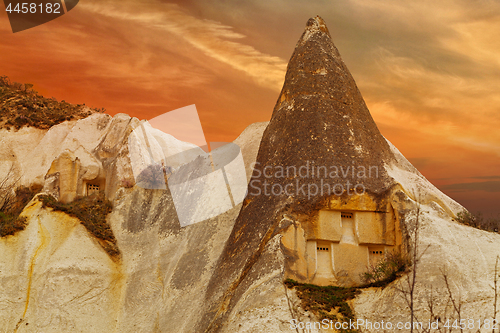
0,6,214,104
347,0,500,158
79,0,287,90
472,176,500,180
442,180,500,192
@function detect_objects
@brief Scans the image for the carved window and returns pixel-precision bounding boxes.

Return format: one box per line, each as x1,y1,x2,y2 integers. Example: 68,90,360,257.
87,183,100,195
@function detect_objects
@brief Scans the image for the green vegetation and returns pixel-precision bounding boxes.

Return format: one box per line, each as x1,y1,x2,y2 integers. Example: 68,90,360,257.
455,210,500,233
284,252,409,332
1,164,41,237
39,193,119,258
0,185,41,237
0,75,105,131
285,279,360,332
0,212,27,237
361,251,410,287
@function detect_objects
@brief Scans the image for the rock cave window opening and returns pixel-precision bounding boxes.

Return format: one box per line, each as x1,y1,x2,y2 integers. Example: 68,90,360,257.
368,246,385,266
341,212,353,219
315,240,334,276
87,183,100,196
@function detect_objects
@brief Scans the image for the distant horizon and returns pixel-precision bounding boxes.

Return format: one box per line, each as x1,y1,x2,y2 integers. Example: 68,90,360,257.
1,0,499,217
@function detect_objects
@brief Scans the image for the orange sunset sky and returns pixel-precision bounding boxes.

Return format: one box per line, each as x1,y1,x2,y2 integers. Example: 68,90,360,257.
1,0,499,217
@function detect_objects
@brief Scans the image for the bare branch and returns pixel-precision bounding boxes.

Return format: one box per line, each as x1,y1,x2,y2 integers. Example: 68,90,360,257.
0,163,21,213
441,268,463,333
493,255,499,333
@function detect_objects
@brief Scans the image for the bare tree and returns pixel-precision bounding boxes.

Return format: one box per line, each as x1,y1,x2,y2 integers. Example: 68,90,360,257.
492,256,500,333
394,191,500,333
397,192,431,333
442,269,463,333
408,201,421,332
0,164,21,213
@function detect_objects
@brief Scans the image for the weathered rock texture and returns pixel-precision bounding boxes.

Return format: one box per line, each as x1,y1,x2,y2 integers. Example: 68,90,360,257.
1,16,499,333
0,112,136,202
0,120,274,333
195,16,497,333
198,16,401,331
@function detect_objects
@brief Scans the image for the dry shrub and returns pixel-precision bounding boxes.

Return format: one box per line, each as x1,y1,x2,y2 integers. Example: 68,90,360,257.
0,213,27,237
39,193,119,258
456,210,500,233
362,251,410,287
0,75,104,131
0,182,41,237
285,279,360,331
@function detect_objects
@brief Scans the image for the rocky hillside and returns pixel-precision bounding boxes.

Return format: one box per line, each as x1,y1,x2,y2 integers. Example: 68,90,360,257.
0,76,103,131
0,16,499,333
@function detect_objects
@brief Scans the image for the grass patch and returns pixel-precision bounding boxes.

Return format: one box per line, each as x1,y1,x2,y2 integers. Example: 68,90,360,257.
285,279,360,332
284,253,409,332
361,251,410,288
0,185,41,237
0,213,27,238
0,75,104,131
39,193,119,258
455,210,500,233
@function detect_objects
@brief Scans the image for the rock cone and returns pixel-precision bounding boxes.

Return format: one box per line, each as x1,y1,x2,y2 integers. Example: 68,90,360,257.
199,16,398,332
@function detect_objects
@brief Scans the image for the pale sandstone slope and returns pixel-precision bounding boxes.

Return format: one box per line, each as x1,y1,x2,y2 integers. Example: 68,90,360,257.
0,118,274,333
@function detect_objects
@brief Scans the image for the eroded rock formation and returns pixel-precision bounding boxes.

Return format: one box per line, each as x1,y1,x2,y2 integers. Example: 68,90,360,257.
0,16,499,333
